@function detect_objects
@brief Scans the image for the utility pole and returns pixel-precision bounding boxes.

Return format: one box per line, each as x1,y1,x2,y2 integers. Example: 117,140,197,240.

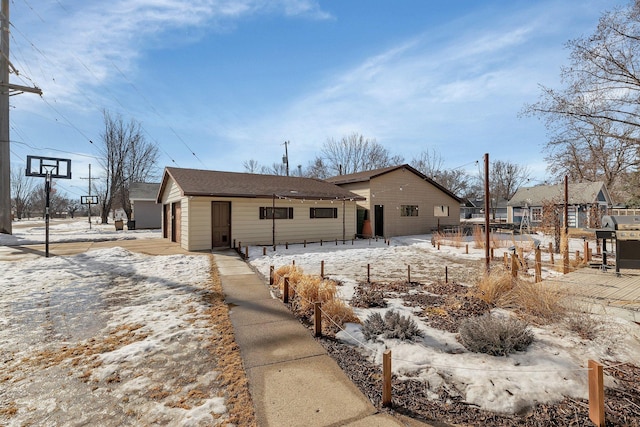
282,141,289,176
484,153,490,273
0,0,42,234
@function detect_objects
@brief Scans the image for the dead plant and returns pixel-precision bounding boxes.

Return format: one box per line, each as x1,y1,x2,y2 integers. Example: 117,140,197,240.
320,299,360,336
473,268,513,305
498,280,566,324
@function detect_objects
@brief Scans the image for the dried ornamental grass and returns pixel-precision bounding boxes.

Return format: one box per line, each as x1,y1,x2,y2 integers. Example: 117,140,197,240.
498,280,566,323
320,299,360,336
474,269,513,305
293,277,338,316
273,265,304,289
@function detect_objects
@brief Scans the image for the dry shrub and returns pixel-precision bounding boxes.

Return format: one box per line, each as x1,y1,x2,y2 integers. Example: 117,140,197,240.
474,269,513,305
273,265,304,291
459,314,534,356
451,228,465,248
293,277,338,316
320,299,360,335
562,301,599,340
498,280,566,323
472,226,484,249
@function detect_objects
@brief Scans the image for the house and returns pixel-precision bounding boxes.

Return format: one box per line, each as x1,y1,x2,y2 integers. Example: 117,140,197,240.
156,167,365,251
460,196,509,222
325,164,462,237
507,181,613,229
129,182,162,229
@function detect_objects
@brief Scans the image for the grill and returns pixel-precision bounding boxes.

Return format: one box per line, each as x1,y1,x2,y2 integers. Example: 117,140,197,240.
599,215,640,273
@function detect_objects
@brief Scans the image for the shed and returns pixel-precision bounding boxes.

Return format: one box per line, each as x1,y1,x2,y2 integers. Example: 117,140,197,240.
129,182,161,229
157,167,365,251
507,181,613,228
326,164,462,237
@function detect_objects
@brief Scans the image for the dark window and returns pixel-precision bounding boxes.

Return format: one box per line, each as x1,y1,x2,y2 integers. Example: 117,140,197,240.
401,205,419,217
259,207,294,219
310,207,338,218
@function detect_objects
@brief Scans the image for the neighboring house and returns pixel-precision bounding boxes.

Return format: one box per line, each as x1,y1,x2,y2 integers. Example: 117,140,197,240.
326,164,462,237
129,182,162,229
507,181,613,228
156,167,365,251
460,197,509,222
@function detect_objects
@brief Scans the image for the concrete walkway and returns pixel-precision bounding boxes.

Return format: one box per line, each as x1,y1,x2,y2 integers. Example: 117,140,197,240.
215,250,430,427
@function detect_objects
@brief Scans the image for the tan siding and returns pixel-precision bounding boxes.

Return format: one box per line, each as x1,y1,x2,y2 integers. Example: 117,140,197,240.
167,196,360,250
368,168,460,237
336,182,371,211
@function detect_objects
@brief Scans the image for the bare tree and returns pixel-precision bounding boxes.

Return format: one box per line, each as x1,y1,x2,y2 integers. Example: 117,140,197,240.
491,160,530,201
10,166,36,220
260,162,288,176
243,159,260,173
410,149,472,197
315,133,403,176
523,1,640,201
96,111,159,224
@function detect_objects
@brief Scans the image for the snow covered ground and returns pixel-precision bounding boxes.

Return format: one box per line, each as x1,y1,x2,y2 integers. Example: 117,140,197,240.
1,220,229,425
247,234,640,415
4,217,161,245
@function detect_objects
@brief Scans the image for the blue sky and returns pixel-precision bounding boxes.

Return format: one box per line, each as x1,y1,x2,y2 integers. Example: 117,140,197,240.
8,0,625,198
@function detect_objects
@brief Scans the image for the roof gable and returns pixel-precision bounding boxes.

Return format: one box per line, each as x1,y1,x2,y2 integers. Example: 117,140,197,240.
157,167,366,202
326,164,462,203
508,182,612,206
130,182,161,201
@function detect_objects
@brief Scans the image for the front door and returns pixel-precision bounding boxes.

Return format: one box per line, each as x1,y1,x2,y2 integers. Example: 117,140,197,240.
374,204,384,237
211,202,231,247
171,202,181,243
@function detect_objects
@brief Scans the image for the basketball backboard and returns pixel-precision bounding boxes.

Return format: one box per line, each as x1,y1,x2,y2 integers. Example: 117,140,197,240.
26,155,72,179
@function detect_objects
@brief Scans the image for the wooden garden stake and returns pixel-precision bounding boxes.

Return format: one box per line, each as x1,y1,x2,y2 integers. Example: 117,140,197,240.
321,260,325,278
503,252,508,269
535,247,542,283
407,265,411,283
262,247,266,256
588,360,605,427
445,266,448,284
465,244,468,254
511,254,518,278
292,259,295,266
382,350,392,407
490,247,494,260
269,265,274,286
584,241,590,262
304,239,307,248
283,277,289,304
367,264,371,283
314,302,322,337
244,246,249,260
285,242,288,249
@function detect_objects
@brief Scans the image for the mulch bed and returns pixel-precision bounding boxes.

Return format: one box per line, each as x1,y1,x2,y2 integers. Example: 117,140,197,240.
330,278,640,426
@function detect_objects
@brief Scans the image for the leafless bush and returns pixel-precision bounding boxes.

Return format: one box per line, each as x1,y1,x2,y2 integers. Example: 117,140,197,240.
562,302,599,340
362,311,423,341
499,280,566,323
352,282,386,308
459,314,534,356
474,269,513,305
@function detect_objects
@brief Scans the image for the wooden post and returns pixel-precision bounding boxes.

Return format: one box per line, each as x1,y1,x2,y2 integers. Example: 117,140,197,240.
233,239,236,248
314,302,322,337
511,254,518,278
382,349,392,407
407,265,411,283
292,259,295,266
352,239,354,245
320,239,323,246
238,241,241,253
550,250,554,265
465,244,468,254
245,246,249,260
437,242,440,250
588,360,605,427
335,238,338,245
548,242,553,254
283,277,289,304
535,247,542,283
304,239,307,248
367,264,371,283
490,247,494,260
286,242,289,249
387,239,390,246
269,265,274,286
321,260,325,278
575,250,580,265
503,252,508,269
262,247,267,256
445,266,448,284
563,249,570,274
584,241,590,262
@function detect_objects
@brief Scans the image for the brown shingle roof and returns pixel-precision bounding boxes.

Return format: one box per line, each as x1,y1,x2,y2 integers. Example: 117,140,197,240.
326,164,462,202
158,167,366,202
